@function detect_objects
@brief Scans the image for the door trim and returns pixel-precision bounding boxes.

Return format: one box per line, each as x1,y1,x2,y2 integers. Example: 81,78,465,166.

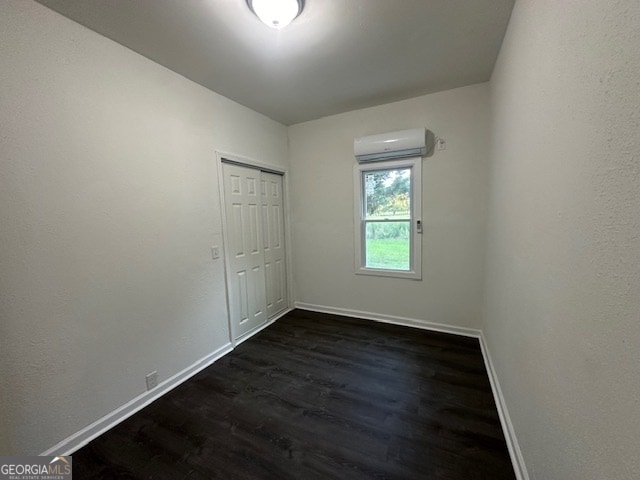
218,152,286,175
215,151,293,347
220,157,285,176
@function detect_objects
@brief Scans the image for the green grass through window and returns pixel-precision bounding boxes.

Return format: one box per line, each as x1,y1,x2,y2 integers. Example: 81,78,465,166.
366,238,410,270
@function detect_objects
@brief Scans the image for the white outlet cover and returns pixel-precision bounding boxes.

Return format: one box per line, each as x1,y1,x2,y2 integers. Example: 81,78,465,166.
145,371,158,390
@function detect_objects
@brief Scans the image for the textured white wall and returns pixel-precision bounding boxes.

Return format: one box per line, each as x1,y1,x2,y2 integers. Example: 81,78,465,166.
0,398,9,455
484,1,640,479
0,1,288,455
288,84,490,328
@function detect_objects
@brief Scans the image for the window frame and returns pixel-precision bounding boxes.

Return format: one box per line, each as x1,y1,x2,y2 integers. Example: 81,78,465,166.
353,157,422,280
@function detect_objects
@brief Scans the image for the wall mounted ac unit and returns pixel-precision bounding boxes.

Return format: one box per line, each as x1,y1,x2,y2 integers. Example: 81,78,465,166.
354,128,430,163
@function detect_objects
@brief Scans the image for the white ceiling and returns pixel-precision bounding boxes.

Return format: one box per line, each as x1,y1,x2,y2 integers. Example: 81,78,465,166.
35,0,514,125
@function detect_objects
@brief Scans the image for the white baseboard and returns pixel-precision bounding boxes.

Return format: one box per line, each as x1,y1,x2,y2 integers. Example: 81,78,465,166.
478,333,529,480
294,302,482,338
294,302,528,479
41,342,234,456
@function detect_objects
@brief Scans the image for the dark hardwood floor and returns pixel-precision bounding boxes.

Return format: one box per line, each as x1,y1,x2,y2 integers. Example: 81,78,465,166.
72,309,516,479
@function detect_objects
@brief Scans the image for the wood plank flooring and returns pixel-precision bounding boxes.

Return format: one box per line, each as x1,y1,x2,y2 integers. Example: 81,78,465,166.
72,310,516,479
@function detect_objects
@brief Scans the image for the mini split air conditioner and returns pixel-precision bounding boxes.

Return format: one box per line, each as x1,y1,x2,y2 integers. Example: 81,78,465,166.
354,128,430,163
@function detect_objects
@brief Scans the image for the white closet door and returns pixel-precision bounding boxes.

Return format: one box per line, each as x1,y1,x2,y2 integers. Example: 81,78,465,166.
223,163,267,338
222,162,288,341
261,172,287,318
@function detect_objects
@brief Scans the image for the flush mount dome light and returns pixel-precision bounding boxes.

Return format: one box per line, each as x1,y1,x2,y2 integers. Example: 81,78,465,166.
247,0,304,29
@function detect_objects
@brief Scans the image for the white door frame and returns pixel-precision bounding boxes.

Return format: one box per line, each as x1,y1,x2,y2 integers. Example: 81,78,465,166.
216,151,294,347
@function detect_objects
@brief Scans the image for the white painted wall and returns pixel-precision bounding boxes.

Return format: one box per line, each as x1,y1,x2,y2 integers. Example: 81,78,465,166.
0,397,10,455
0,0,288,455
483,1,640,479
288,84,490,329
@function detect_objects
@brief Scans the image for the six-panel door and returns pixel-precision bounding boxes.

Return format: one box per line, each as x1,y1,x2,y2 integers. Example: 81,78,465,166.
222,163,287,340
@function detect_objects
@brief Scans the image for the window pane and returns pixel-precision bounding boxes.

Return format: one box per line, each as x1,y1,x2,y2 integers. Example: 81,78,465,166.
363,168,411,220
365,221,410,270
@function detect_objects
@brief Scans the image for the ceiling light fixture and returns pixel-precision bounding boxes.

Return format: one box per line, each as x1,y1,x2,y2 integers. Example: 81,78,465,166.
247,0,304,29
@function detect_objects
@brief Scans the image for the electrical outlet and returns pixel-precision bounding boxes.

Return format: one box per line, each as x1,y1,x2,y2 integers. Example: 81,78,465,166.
145,371,158,391
436,138,446,150
211,246,220,260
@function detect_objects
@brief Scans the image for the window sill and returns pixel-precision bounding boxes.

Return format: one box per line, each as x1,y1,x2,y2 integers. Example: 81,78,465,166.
355,267,422,280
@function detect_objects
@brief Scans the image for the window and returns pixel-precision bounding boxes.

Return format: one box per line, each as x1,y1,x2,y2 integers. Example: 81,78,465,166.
354,158,422,279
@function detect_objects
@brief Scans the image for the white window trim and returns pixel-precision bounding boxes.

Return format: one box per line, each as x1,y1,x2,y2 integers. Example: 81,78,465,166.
353,157,422,280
